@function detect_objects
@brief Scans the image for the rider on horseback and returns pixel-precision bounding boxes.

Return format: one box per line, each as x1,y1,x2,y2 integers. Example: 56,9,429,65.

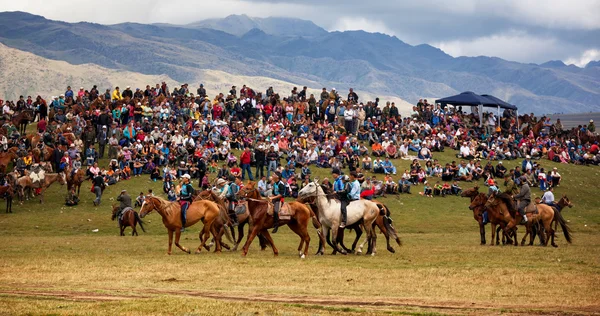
270,173,285,233
116,189,132,225
339,172,361,228
226,177,241,226
177,174,194,232
513,175,531,224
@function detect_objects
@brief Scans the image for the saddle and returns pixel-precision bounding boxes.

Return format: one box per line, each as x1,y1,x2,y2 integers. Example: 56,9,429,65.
234,201,247,215
267,201,294,220
515,200,538,215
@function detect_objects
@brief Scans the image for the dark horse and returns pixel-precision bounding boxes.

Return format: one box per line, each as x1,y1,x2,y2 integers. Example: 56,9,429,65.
461,186,488,245
0,184,15,213
12,110,34,135
112,205,146,236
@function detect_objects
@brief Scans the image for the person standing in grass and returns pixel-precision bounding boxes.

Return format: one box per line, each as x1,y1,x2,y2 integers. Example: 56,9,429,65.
92,171,105,206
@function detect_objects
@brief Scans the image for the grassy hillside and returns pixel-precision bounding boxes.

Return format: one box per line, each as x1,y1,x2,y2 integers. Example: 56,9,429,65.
0,147,598,315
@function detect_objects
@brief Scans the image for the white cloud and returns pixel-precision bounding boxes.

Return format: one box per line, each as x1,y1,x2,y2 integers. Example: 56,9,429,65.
434,31,564,63
331,17,395,36
565,49,600,67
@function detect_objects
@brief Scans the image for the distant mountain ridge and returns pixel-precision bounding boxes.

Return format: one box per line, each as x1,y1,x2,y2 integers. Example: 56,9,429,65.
0,11,598,114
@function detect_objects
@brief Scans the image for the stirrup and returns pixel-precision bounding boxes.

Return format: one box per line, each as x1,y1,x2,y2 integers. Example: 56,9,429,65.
339,222,346,229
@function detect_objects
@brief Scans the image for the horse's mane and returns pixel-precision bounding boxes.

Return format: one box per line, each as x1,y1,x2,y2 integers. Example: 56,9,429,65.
319,184,339,201
496,192,516,215
149,195,176,215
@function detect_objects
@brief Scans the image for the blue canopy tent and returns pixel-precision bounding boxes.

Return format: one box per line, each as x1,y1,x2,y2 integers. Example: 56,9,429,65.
436,92,519,127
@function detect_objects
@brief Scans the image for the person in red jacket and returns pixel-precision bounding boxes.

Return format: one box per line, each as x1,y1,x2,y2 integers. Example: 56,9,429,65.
240,146,254,181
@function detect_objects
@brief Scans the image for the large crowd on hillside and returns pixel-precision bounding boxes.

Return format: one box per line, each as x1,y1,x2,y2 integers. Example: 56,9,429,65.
0,82,598,207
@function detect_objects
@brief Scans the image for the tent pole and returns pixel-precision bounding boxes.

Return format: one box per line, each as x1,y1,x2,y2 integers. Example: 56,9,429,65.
516,109,520,129
478,104,483,126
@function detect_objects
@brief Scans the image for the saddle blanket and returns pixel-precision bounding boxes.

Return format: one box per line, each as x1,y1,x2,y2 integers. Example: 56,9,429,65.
119,207,134,223
30,169,45,183
267,202,294,220
234,202,247,215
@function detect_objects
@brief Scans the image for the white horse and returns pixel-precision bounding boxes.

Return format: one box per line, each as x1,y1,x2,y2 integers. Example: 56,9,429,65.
298,180,380,255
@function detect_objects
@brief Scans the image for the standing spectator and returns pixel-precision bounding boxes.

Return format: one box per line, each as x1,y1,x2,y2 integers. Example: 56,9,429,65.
92,171,105,206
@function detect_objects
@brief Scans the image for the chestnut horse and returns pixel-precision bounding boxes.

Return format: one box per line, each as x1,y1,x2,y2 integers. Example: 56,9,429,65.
12,110,34,134
461,186,489,245
0,148,19,174
139,196,221,255
467,190,513,246
66,167,86,195
236,186,325,258
15,172,66,203
111,204,146,236
194,189,256,251
192,190,235,252
485,192,572,247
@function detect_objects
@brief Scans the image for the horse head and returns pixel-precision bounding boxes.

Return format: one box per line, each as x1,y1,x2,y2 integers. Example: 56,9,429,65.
298,181,319,199
58,172,67,185
139,196,157,218
468,193,486,211
559,195,574,209
111,204,119,220
461,186,479,198
237,186,259,200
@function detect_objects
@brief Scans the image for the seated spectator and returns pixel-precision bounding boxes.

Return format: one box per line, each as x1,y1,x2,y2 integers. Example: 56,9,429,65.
373,158,384,173
549,167,561,187
451,181,462,195
386,143,398,159
381,158,396,175
418,146,432,160
371,141,385,157
362,156,372,171
457,162,473,182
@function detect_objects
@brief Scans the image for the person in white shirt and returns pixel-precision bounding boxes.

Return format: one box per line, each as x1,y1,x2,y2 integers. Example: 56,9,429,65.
541,186,556,208
399,142,409,157
460,142,472,158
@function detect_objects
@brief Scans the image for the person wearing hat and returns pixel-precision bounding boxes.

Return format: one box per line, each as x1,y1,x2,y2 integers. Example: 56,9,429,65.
177,174,194,232
522,155,533,172
91,170,105,207
270,173,286,233
225,177,242,226
197,84,206,98
112,86,122,101
504,173,518,195
513,175,531,224
589,119,596,134
116,189,132,222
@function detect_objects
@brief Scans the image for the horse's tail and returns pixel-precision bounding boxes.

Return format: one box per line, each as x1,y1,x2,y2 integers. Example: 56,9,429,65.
134,211,146,233
381,203,401,246
309,207,321,230
553,207,572,244
222,217,235,245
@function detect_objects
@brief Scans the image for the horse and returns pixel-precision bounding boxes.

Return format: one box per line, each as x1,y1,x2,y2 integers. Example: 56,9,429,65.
111,204,146,236
461,186,489,245
26,134,42,148
236,186,324,258
139,195,222,255
66,167,86,195
15,172,66,204
301,187,401,254
553,195,573,232
11,110,34,134
298,180,380,255
467,190,515,246
195,188,256,251
0,148,19,174
32,146,54,163
486,192,572,247
0,184,15,213
192,190,235,252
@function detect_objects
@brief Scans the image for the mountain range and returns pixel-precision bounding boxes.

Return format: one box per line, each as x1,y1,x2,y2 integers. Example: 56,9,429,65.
0,11,598,114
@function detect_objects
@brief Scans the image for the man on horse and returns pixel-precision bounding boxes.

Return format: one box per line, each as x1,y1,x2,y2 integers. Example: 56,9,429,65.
226,177,241,226
541,186,556,208
177,174,194,232
116,189,132,224
270,173,286,233
513,175,531,224
339,172,361,228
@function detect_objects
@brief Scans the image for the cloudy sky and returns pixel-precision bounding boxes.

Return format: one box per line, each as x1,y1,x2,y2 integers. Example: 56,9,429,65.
2,0,599,66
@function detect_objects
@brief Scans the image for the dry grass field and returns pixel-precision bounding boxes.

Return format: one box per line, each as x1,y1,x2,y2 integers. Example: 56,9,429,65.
0,149,599,315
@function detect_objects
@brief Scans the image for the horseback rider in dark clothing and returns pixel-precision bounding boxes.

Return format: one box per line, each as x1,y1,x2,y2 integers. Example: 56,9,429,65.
116,189,132,225
513,175,530,224
178,174,194,232
270,173,285,233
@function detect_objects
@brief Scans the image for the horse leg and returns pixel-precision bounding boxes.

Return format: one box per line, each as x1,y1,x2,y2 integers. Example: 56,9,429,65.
330,226,346,255
521,223,530,246
196,217,215,252
490,223,496,246
174,229,190,254
479,221,486,245
233,223,245,251
241,224,261,257
167,230,174,255
260,230,279,256
546,221,557,247
287,222,308,258
211,225,222,253
352,226,363,254
366,221,377,256
338,228,352,253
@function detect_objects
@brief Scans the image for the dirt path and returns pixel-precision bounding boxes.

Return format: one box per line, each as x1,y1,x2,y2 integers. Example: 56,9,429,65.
1,288,599,315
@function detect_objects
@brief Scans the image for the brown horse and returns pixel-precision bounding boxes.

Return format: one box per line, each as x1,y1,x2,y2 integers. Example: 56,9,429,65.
486,192,572,247
0,148,19,174
139,196,221,255
11,110,34,134
467,191,514,246
26,134,42,148
66,167,86,195
236,186,324,258
192,190,235,252
32,146,54,163
461,186,489,245
15,172,66,203
112,204,146,236
0,184,15,213
553,195,573,232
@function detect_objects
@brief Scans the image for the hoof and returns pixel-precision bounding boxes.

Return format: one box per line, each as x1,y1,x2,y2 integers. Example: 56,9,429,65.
195,249,201,254
340,250,348,255
552,244,558,248
371,253,376,256
387,247,396,253
300,254,305,259
186,249,191,254
167,252,172,255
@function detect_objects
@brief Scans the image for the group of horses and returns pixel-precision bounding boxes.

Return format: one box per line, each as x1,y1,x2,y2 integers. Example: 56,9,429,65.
462,186,573,247
132,180,401,258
